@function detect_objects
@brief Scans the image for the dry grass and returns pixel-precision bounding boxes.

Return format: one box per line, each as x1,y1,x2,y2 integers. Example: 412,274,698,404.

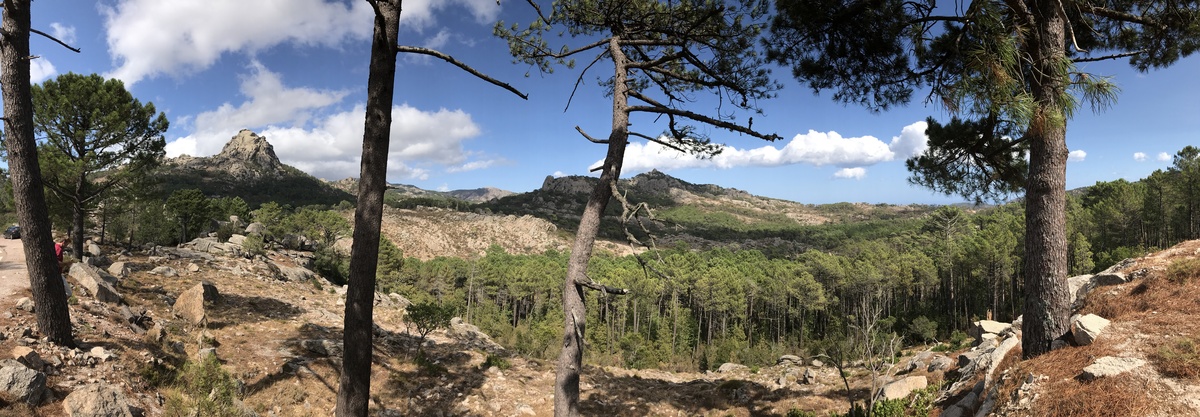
1033,377,1159,417
1150,336,1200,380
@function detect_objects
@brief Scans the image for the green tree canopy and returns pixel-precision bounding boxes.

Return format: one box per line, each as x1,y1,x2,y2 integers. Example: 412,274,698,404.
768,0,1200,358
33,72,168,255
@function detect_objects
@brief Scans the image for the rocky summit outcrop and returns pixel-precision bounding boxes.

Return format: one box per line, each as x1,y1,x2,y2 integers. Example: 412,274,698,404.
170,129,287,182
158,129,352,206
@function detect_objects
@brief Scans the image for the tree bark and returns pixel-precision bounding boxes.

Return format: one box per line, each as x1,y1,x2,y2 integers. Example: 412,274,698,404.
335,1,399,416
0,0,73,346
555,37,631,417
1021,0,1072,359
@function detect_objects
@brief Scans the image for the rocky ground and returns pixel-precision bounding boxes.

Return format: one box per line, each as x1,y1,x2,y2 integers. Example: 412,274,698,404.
0,236,1197,416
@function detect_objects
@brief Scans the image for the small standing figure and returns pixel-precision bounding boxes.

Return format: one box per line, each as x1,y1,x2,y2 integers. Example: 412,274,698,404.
54,237,71,266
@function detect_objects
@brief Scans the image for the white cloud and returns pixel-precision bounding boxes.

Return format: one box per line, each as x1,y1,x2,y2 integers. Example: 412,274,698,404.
49,23,76,44
30,58,56,83
169,102,484,181
1133,152,1147,162
102,0,503,86
1068,150,1087,162
834,167,867,180
436,184,450,192
613,120,930,174
424,29,452,49
552,171,566,178
1158,152,1172,162
102,0,375,86
447,159,501,173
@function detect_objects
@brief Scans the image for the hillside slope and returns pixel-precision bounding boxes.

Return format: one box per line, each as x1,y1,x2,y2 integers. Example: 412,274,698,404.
2,238,1196,416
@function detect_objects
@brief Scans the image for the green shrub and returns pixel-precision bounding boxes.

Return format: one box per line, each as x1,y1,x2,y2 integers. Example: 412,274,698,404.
164,353,242,417
242,234,266,257
1166,257,1200,284
481,354,511,370
1152,336,1200,379
907,316,938,344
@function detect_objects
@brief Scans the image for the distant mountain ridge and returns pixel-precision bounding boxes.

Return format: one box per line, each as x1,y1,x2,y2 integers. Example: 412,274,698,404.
330,178,514,203
157,130,354,206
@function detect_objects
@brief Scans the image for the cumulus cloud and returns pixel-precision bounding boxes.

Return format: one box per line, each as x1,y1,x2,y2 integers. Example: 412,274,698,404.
1068,150,1087,162
552,171,566,178
169,103,484,181
30,59,56,83
102,0,502,86
1158,152,1172,162
612,120,930,176
1134,152,1147,162
49,23,76,44
834,167,866,180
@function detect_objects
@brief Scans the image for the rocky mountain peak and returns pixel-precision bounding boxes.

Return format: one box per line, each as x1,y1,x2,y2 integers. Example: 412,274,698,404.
216,129,283,170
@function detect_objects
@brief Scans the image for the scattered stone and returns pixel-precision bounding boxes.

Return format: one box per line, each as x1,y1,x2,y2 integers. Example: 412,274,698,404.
927,354,953,372
150,266,178,277
88,347,114,363
777,355,803,366
11,346,44,370
245,222,267,236
145,323,166,344
1072,314,1111,346
187,263,200,273
876,376,928,401
0,358,47,404
62,383,135,417
1082,357,1145,380
15,297,34,312
277,265,316,282
810,359,824,367
172,281,221,325
106,262,131,278
300,339,343,357
197,347,218,359
777,369,800,387
85,242,103,257
802,368,817,384
227,234,247,246
717,363,748,373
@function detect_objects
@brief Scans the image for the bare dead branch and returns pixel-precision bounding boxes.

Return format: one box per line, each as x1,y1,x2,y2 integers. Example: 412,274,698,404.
1083,6,1165,29
629,131,688,153
522,0,551,25
396,45,528,99
577,277,630,295
565,51,607,112
30,28,80,53
628,91,782,141
575,126,608,144
1074,50,1146,62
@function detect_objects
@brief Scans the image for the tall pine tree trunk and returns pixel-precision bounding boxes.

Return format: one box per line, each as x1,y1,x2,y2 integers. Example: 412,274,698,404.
555,37,630,417
1,0,73,346
1021,0,1072,358
336,1,399,416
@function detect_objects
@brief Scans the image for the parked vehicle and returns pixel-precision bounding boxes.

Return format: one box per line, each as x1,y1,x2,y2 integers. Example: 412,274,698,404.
3,225,19,239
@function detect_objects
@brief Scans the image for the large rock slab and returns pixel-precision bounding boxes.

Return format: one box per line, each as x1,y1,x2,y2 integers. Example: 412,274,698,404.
69,263,121,304
717,363,748,373
1072,314,1111,346
876,375,927,401
62,383,135,417
969,320,1011,343
172,281,221,325
107,262,131,278
1081,357,1145,380
0,358,46,404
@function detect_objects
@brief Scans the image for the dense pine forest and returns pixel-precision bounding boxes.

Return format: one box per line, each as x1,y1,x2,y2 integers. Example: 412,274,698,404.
364,145,1200,371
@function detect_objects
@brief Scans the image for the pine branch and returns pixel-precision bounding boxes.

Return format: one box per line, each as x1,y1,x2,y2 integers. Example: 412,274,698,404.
30,28,80,53
628,91,781,141
396,45,528,99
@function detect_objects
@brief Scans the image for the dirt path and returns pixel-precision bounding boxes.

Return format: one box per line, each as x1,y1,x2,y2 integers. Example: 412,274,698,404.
0,236,30,300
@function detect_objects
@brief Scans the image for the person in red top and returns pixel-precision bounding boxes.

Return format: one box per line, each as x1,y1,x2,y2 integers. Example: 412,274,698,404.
55,237,72,297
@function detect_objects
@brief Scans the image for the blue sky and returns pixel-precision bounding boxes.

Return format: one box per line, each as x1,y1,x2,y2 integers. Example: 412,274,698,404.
23,0,1200,205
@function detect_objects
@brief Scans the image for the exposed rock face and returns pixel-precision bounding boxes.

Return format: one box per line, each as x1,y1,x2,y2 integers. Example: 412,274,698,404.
717,363,749,373
107,262,130,278
447,317,505,354
876,375,927,401
62,383,135,417
1081,357,1145,380
170,129,286,182
173,281,221,325
447,187,515,202
69,263,121,304
377,206,563,261
11,346,44,370
1072,313,1111,346
0,358,46,404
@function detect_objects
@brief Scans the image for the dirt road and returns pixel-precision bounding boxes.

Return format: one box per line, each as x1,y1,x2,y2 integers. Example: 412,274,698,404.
0,236,30,300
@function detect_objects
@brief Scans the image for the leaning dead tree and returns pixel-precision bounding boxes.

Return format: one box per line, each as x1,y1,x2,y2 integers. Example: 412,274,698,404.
1,0,82,346
498,1,781,415
336,1,525,417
